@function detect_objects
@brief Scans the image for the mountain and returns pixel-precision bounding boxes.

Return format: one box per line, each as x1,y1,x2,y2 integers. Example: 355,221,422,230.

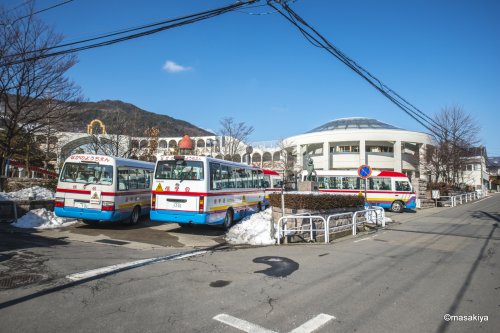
66,100,213,137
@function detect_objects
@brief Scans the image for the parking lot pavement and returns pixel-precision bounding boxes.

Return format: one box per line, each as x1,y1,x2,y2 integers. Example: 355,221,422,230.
2,218,226,250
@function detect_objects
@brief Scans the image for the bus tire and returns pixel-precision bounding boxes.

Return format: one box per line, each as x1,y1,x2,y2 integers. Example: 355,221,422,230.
82,219,98,225
128,206,141,225
391,201,404,213
223,209,233,231
257,202,262,212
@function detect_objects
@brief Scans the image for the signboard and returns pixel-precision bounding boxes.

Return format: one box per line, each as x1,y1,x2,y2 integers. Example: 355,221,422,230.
431,190,440,199
90,190,101,205
357,164,372,179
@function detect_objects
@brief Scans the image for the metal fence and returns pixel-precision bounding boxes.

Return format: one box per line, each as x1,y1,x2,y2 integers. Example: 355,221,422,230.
276,207,385,244
437,191,482,207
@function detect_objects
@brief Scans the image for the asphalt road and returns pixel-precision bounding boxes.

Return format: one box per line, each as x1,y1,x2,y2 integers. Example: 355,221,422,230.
0,194,498,333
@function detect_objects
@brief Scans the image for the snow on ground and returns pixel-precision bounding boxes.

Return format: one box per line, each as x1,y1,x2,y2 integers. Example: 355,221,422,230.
0,186,55,201
225,209,276,246
1,186,76,229
11,208,78,229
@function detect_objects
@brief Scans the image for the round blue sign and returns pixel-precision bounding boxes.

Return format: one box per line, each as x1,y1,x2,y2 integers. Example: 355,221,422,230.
357,164,372,178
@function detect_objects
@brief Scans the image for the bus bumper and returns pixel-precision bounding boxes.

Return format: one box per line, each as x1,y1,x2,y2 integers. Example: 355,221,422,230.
150,210,222,225
54,207,128,221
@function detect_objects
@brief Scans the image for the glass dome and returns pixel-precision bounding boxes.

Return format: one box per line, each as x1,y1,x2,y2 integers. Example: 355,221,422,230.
307,117,400,133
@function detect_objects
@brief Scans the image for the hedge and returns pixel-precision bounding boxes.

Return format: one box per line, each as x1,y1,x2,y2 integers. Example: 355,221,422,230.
268,192,364,210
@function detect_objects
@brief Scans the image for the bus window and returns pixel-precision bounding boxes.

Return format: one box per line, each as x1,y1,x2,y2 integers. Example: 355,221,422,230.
395,180,411,191
370,177,391,190
209,163,221,190
60,162,113,185
156,160,204,181
343,177,359,190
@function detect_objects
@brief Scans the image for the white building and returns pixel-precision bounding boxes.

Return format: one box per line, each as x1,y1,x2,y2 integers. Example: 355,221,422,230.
283,117,434,181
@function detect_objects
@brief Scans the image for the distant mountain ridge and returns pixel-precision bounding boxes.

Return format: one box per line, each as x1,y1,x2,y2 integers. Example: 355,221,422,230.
67,100,213,137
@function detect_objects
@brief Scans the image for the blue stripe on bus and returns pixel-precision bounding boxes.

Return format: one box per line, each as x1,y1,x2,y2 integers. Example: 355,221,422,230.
55,207,130,221
150,204,260,225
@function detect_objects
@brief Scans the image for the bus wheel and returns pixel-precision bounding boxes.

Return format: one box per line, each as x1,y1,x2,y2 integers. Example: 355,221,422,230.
128,206,141,225
257,202,262,212
391,201,404,213
223,209,233,231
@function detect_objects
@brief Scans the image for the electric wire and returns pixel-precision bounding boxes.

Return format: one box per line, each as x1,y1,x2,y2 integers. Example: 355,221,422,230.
0,0,258,67
268,0,445,139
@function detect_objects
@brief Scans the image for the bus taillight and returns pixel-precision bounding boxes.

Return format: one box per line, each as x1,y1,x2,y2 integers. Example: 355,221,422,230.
55,198,64,207
102,201,115,211
152,193,156,210
199,196,204,213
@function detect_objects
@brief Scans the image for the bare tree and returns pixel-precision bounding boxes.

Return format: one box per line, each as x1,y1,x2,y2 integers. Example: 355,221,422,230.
0,2,81,188
425,106,481,185
218,117,254,156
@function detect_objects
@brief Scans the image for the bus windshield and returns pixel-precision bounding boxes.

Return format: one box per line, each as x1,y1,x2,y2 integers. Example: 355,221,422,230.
155,160,204,181
60,162,114,185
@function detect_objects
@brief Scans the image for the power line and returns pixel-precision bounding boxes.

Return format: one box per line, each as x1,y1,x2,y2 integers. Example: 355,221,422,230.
1,0,258,67
5,0,75,24
267,0,445,140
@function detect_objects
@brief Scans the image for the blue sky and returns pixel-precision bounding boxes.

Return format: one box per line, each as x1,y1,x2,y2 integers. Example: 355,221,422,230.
3,0,500,155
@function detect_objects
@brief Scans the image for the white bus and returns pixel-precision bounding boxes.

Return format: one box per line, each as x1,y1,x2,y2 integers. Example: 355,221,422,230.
55,154,155,225
304,170,416,213
150,155,266,229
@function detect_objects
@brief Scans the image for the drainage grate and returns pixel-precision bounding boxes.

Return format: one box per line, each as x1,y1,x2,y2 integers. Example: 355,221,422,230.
95,239,130,245
0,274,44,289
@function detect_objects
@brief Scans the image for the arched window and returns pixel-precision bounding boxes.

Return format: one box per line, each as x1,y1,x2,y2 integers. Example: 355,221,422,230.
273,152,281,161
159,140,167,148
252,153,262,163
224,154,231,161
168,140,177,148
232,154,241,163
263,152,272,163
197,139,205,148
215,154,223,159
130,140,139,149
140,140,148,149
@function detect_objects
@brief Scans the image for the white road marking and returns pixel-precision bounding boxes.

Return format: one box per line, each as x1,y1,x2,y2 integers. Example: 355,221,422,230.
214,314,276,333
289,313,336,333
213,313,335,333
66,250,208,281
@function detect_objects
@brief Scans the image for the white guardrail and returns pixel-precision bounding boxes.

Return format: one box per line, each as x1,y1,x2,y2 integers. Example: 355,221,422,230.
277,207,385,245
438,191,482,207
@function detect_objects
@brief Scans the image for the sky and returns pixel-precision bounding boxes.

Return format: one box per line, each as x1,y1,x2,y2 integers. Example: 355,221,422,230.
2,0,499,155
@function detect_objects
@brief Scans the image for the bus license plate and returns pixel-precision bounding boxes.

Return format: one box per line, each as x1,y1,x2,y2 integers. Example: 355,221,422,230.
75,202,88,208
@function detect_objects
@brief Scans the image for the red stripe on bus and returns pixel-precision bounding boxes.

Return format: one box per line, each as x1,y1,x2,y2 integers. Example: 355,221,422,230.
319,189,413,195
56,188,150,196
152,190,264,196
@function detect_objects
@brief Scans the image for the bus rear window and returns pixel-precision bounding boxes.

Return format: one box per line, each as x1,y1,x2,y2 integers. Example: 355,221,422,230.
60,163,113,185
155,160,204,180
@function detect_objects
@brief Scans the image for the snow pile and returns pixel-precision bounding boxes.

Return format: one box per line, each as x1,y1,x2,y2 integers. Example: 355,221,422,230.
12,208,78,229
0,186,55,201
226,209,276,245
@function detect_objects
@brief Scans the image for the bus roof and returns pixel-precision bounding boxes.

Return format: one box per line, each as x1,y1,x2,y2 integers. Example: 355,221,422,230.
156,154,262,170
263,169,280,176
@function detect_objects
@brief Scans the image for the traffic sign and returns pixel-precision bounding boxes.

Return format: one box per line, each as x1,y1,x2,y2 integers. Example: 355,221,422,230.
357,164,372,178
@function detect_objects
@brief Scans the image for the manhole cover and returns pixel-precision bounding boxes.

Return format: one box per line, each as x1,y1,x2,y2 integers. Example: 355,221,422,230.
0,274,44,289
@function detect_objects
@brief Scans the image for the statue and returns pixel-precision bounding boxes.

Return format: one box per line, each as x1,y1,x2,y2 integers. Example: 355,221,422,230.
303,152,317,181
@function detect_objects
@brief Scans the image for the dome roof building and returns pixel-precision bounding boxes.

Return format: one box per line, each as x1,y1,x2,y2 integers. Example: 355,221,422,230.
284,117,434,179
